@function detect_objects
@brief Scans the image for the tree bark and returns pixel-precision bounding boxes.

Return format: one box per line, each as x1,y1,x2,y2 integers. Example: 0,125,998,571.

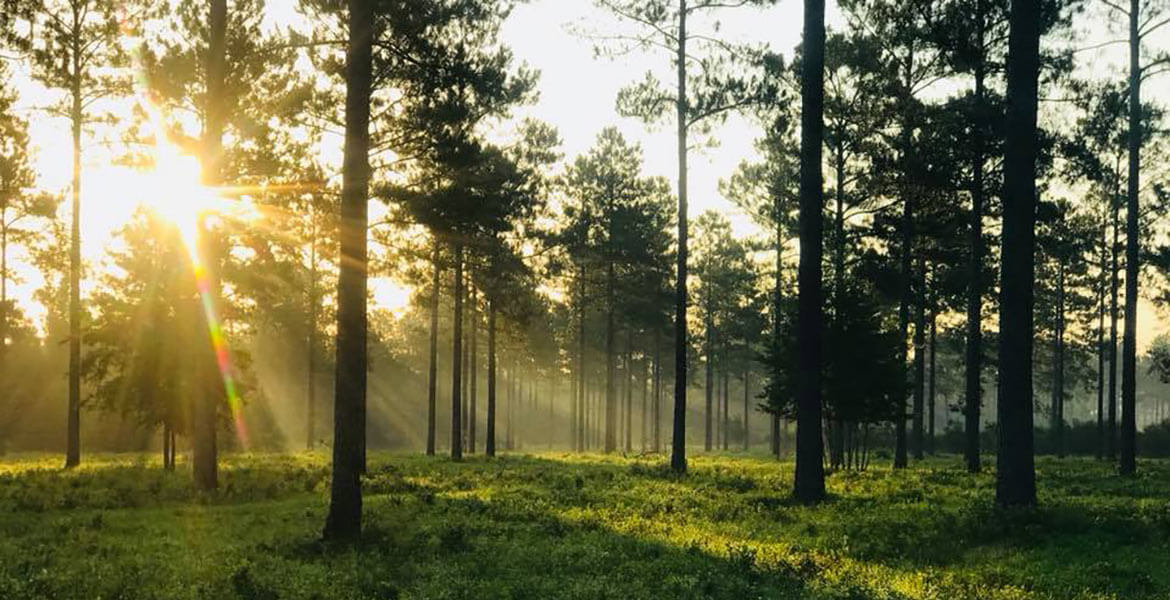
323,0,372,541
470,280,478,454
451,243,464,460
1120,0,1140,476
995,0,1041,508
912,254,926,460
670,0,690,474
307,212,318,450
65,8,83,470
486,299,496,456
965,0,987,475
426,240,440,455
794,0,826,503
705,308,714,452
605,253,617,453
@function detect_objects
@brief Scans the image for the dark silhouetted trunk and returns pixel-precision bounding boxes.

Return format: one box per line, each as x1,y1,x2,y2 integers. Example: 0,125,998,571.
965,0,987,474
470,282,478,453
450,243,464,460
307,215,318,450
1096,221,1106,459
995,0,1040,508
486,300,497,456
1120,0,1139,476
894,40,916,472
1109,183,1119,461
705,308,714,452
743,369,750,451
426,241,440,455
605,255,617,453
653,328,661,452
794,0,826,504
670,0,690,474
1053,260,1066,457
928,295,937,456
577,266,586,452
323,0,372,541
65,6,83,470
193,0,228,492
912,255,926,460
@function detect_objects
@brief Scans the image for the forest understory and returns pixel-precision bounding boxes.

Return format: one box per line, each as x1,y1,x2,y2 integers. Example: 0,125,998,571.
1,452,1166,600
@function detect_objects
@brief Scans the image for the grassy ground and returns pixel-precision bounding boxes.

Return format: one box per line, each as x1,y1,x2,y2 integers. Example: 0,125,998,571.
1,452,1168,600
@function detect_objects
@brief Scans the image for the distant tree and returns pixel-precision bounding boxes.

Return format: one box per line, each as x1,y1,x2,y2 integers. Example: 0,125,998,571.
592,0,780,473
5,0,149,468
1099,0,1170,476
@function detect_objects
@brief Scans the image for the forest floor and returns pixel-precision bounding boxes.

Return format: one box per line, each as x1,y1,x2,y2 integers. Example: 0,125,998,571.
0,451,1167,600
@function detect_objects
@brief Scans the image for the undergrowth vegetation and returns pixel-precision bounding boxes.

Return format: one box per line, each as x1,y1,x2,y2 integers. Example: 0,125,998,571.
1,452,1167,599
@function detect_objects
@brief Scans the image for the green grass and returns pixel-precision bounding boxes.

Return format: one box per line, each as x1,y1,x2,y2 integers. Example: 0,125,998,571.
1,451,1168,599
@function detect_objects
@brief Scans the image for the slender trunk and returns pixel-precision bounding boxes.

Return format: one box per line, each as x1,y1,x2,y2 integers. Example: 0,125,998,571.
450,243,464,460
794,0,826,503
640,352,648,451
605,255,617,453
743,369,750,451
486,300,497,456
1096,218,1106,459
995,0,1041,508
323,0,373,541
625,329,633,453
426,241,440,455
670,0,690,474
461,278,469,450
912,254,926,460
1120,0,1139,476
470,281,478,453
1109,178,1119,461
577,266,586,452
1054,259,1065,458
965,0,987,475
894,41,916,471
307,216,318,450
721,368,729,451
653,328,661,452
928,293,937,456
65,11,83,469
705,308,714,452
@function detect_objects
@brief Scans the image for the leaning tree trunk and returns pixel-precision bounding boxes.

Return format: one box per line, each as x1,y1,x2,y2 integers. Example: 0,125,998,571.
794,0,826,504
1119,0,1140,476
323,0,373,542
670,0,690,474
995,0,1041,509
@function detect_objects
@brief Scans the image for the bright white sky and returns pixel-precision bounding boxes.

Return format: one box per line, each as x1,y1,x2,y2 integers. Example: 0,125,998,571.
8,0,1170,347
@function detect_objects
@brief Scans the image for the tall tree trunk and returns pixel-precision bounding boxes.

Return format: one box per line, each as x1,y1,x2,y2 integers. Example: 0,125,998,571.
307,215,318,450
743,369,750,451
965,0,987,474
323,0,372,541
995,0,1041,508
65,10,83,470
1097,220,1106,459
912,254,926,460
794,0,826,503
1109,180,1119,461
1053,259,1066,457
1120,0,1140,476
461,276,469,450
451,243,464,460
894,40,916,471
426,240,440,455
670,0,691,474
605,255,617,453
577,266,586,452
470,281,478,454
653,328,661,452
486,299,496,456
193,0,229,492
705,308,714,452
928,292,937,456
640,352,648,451
721,368,729,451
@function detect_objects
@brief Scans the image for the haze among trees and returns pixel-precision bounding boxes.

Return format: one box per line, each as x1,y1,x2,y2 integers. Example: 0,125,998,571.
1,0,1170,598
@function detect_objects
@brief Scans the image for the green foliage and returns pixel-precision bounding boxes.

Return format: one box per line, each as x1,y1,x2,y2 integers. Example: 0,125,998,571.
2,453,1168,599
